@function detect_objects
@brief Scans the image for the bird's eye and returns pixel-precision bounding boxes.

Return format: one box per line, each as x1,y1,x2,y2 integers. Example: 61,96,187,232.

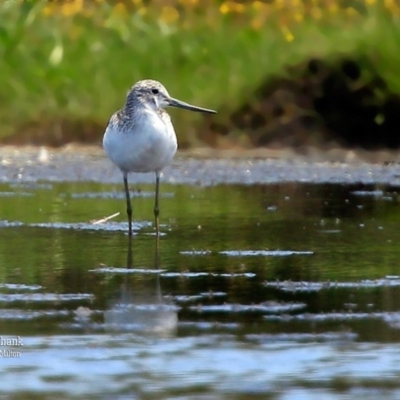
151,88,159,94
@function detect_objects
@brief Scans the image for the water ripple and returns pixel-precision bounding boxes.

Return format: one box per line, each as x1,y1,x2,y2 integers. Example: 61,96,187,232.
0,293,94,303
221,250,314,256
189,301,306,314
264,277,400,292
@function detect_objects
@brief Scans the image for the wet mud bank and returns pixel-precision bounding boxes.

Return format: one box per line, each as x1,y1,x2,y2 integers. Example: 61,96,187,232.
1,145,400,186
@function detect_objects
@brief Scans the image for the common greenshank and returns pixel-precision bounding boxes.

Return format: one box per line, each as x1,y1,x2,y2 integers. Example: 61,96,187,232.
103,79,216,236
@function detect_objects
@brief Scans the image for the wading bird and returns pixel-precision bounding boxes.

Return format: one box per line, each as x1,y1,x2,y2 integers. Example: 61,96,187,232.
103,79,216,236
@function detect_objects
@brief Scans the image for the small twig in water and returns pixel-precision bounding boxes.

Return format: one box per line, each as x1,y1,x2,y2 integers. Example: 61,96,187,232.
91,212,120,225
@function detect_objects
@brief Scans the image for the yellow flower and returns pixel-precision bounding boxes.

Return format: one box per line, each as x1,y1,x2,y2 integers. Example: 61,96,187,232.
61,0,83,17
293,12,304,22
328,4,339,14
251,17,263,30
252,1,266,12
220,1,245,15
310,7,322,20
114,2,127,17
138,6,147,16
281,25,294,42
42,5,55,16
220,3,229,14
385,0,400,13
161,6,180,24
233,2,245,13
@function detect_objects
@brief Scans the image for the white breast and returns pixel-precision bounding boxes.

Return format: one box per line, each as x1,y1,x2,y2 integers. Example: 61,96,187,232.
103,110,178,174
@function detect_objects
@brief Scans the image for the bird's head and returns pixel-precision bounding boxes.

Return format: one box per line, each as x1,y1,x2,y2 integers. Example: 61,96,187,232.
126,79,217,114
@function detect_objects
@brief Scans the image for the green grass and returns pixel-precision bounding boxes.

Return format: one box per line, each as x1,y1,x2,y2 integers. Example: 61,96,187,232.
0,1,400,146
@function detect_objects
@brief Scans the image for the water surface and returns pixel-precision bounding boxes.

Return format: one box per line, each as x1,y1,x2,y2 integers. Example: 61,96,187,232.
1,150,400,398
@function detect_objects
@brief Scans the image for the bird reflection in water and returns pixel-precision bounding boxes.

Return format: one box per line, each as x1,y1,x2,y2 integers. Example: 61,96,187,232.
104,236,178,337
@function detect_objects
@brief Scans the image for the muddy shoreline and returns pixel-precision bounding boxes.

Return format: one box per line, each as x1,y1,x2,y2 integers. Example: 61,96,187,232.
1,145,400,186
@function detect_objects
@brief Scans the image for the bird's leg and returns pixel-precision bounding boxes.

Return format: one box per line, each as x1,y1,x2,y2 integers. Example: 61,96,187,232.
154,232,161,303
123,173,133,236
126,234,133,267
154,172,160,237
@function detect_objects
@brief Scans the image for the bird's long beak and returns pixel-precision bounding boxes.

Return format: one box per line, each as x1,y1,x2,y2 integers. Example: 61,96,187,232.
167,97,217,114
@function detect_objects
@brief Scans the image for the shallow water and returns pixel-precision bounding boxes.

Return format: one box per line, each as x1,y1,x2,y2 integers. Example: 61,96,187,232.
2,151,400,398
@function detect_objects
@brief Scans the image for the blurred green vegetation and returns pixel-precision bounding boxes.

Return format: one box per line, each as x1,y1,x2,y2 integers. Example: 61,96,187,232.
0,0,400,147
